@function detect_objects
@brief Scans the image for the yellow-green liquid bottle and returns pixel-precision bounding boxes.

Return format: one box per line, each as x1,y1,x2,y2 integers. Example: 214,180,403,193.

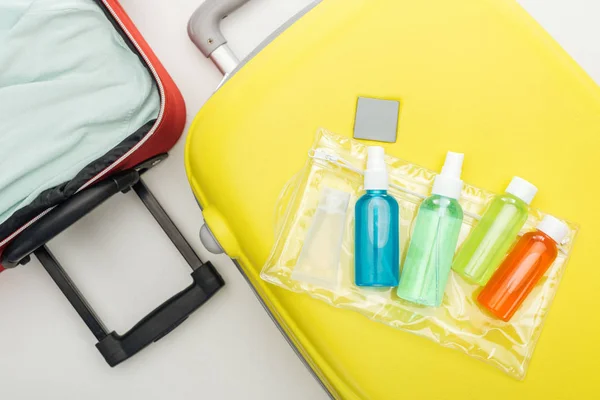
397,152,464,306
452,177,537,286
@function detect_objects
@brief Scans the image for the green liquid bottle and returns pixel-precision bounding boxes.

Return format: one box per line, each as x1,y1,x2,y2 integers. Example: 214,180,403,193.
452,177,537,286
397,152,464,307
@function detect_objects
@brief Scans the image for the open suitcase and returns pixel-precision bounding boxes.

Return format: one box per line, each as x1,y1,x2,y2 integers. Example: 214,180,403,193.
0,0,224,367
186,0,600,398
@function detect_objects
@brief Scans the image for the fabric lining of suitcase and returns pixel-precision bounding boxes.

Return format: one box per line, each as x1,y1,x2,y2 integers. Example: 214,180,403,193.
0,0,160,243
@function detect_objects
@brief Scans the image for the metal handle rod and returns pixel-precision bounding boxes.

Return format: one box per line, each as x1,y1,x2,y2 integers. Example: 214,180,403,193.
35,246,110,341
133,180,205,271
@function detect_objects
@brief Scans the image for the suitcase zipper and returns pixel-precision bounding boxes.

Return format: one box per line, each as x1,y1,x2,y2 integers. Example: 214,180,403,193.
81,0,167,191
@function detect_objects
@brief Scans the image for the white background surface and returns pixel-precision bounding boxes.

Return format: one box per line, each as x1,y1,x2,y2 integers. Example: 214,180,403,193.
0,1,598,399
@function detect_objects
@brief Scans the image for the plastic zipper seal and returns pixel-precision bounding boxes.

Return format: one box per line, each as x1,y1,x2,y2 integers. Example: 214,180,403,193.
309,149,570,254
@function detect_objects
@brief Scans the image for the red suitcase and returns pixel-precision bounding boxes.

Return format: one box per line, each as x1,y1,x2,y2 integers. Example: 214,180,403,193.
0,0,224,366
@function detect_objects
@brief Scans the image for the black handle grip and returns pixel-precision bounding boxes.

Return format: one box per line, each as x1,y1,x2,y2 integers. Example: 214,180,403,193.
97,263,224,367
2,171,139,268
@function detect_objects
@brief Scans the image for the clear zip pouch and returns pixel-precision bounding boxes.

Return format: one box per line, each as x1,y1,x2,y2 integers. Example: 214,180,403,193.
261,129,578,379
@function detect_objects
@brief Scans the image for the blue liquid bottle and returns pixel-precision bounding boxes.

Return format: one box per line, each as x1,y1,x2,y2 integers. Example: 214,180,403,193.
355,147,400,287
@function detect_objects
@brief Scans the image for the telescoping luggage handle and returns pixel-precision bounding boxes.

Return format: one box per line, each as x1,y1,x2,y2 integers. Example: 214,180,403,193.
1,155,225,367
187,0,248,75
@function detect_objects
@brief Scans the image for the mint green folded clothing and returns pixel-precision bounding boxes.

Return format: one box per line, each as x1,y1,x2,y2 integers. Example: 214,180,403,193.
0,0,160,225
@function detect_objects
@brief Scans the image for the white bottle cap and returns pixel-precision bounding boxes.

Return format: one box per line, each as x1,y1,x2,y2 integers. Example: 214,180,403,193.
431,152,464,200
505,176,537,205
537,215,569,244
364,146,389,190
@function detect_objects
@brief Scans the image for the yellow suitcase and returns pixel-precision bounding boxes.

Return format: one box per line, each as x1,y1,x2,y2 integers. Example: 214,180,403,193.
185,0,600,398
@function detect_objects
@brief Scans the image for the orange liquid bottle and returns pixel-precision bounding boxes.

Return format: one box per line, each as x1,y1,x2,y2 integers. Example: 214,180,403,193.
477,215,569,322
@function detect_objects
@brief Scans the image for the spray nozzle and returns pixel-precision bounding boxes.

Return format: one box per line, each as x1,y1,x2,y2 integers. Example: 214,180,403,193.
431,151,464,200
367,146,386,170
364,146,389,190
440,152,464,178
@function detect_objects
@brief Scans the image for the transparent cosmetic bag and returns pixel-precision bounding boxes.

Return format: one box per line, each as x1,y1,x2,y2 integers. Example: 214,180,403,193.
261,129,578,379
